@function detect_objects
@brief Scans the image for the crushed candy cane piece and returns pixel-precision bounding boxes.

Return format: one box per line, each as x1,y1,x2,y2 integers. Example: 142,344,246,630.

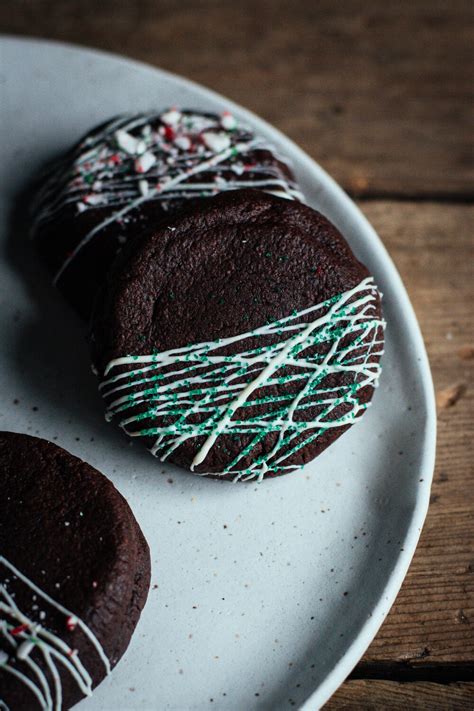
163,126,175,142
202,132,231,152
115,130,146,156
83,194,105,207
66,615,78,631
135,152,156,174
221,112,237,130
174,135,191,151
11,623,29,636
161,109,181,126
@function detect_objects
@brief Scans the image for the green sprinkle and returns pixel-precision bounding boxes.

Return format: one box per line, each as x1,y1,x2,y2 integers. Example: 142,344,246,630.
101,278,383,482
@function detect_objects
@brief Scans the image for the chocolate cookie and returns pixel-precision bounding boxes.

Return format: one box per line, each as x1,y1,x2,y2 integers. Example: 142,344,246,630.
0,431,150,710
91,189,386,483
31,108,303,317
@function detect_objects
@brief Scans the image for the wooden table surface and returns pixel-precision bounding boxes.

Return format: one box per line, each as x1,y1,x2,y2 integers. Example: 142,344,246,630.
2,1,473,707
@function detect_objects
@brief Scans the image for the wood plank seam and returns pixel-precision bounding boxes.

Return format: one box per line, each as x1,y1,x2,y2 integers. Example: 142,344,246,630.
350,661,474,684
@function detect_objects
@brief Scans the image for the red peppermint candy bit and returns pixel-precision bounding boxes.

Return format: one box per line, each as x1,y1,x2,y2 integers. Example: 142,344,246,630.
66,616,77,632
164,126,175,142
110,154,122,165
11,623,29,636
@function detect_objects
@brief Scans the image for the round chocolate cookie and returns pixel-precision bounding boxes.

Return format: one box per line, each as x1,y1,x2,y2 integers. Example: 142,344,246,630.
31,108,303,318
0,431,150,710
91,189,386,483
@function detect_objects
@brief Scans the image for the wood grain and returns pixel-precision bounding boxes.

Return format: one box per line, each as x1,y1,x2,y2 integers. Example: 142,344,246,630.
326,680,474,709
358,202,474,667
2,2,473,706
2,0,473,198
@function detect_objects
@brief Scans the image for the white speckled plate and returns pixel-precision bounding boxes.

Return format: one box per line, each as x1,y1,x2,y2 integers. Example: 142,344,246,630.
0,36,436,710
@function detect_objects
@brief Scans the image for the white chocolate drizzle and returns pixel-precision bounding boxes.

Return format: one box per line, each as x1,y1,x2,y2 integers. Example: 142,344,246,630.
100,277,385,482
30,109,304,285
0,556,110,710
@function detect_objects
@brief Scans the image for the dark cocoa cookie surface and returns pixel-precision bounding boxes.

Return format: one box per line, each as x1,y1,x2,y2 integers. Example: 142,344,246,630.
31,108,303,318
0,431,151,710
91,189,385,483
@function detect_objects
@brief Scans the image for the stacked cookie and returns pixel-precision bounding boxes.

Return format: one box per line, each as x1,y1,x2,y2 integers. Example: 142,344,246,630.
32,107,385,485
91,190,384,482
31,109,303,317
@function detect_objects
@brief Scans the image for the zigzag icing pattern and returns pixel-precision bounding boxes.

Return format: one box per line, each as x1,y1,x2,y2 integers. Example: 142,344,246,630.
31,109,303,284
0,556,110,710
101,277,385,482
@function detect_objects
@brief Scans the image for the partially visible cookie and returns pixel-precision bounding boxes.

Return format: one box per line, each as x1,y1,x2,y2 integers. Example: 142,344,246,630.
91,189,385,483
0,431,151,710
31,108,303,317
